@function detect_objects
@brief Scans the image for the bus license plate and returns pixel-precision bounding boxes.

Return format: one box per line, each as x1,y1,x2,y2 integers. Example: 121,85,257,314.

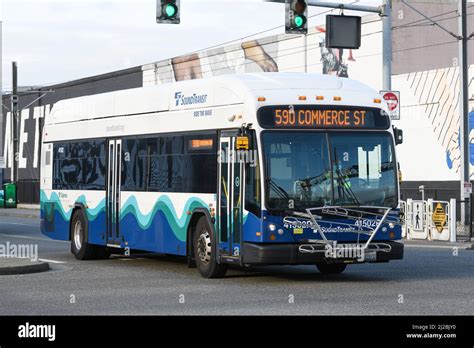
364,251,377,262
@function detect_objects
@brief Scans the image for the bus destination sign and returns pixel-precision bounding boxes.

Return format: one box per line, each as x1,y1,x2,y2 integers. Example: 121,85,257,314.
257,105,390,129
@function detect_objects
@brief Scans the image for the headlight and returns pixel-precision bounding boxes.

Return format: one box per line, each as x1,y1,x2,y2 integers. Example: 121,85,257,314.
268,223,276,232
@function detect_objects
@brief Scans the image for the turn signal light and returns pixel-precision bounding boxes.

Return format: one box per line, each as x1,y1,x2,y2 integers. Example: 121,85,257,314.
258,97,266,102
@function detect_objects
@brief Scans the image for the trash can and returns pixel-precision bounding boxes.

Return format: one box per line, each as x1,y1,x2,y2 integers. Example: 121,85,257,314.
3,183,17,208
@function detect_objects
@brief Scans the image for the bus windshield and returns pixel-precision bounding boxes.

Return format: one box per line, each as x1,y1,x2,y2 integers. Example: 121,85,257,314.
262,132,397,212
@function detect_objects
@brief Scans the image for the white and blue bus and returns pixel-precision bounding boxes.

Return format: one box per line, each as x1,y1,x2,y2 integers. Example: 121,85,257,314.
40,72,404,278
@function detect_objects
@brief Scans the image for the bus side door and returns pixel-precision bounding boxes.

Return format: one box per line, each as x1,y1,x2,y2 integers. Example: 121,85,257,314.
218,133,244,261
106,139,122,247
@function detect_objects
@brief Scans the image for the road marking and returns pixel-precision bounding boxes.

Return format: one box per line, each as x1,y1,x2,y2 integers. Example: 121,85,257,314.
39,258,66,264
0,234,68,243
404,244,471,250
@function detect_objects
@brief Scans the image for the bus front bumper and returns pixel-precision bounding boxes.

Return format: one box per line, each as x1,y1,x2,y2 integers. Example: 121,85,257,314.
242,241,404,265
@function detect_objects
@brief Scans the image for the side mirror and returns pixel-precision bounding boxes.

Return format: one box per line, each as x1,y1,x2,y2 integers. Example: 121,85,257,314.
394,127,403,145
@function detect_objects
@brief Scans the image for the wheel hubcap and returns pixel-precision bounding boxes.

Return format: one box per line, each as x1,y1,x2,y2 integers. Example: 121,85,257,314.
197,230,212,265
73,220,83,250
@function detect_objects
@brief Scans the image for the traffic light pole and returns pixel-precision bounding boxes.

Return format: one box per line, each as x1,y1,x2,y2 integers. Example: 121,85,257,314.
264,0,392,90
382,0,392,90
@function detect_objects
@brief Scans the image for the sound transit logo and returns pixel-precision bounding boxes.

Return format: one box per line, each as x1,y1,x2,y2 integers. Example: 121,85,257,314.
174,92,208,107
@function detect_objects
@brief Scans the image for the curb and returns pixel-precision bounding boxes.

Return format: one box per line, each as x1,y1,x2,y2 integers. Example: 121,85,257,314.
0,259,49,275
0,211,40,220
402,240,473,250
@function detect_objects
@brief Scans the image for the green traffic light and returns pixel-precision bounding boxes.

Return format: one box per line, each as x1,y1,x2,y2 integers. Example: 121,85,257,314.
294,15,306,28
164,3,177,18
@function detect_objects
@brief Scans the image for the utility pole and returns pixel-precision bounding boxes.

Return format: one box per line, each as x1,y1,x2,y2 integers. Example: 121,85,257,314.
11,62,18,183
458,0,470,225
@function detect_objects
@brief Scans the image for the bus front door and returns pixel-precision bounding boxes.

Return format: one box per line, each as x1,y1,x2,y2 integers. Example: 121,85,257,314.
218,135,243,262
106,139,122,247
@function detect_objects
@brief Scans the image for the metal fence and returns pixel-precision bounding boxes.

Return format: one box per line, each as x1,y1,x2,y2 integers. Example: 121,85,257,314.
401,198,472,242
455,199,473,242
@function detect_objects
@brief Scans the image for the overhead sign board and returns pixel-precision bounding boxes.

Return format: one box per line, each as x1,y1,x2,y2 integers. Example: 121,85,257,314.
325,15,362,49
380,90,400,120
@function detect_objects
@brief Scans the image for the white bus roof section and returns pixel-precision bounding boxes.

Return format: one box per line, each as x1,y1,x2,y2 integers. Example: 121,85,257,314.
47,72,386,125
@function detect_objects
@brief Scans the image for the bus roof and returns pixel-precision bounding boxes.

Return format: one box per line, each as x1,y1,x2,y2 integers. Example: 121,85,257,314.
47,72,386,125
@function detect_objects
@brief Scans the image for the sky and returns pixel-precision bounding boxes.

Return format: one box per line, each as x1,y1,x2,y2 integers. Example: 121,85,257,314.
0,0,382,91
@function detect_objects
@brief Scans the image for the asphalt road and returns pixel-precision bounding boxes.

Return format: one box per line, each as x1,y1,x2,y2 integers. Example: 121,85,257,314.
0,215,473,315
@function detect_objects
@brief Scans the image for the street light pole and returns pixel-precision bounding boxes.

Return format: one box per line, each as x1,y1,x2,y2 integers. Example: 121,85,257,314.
11,62,18,183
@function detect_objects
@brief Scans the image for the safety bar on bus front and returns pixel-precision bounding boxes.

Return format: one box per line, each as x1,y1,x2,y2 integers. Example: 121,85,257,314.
290,206,401,251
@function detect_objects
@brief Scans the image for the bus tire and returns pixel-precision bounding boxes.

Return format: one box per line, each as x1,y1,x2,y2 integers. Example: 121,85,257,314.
193,217,227,278
70,209,100,260
316,263,347,275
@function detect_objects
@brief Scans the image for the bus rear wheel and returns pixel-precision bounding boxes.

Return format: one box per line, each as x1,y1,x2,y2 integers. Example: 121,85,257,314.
316,263,347,275
193,217,227,278
70,209,110,260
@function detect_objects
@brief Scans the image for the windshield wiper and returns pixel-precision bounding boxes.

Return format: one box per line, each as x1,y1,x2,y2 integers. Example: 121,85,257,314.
267,178,290,200
333,168,360,206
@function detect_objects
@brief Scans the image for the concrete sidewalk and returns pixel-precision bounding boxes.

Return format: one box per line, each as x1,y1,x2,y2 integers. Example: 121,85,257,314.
402,238,473,249
0,207,40,219
0,257,49,275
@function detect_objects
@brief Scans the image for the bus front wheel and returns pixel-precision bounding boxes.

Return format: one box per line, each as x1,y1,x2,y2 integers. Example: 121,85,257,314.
193,217,227,278
316,263,347,275
70,210,109,260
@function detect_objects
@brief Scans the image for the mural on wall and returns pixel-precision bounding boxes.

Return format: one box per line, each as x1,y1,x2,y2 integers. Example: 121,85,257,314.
316,26,355,77
401,67,474,177
405,68,461,173
169,40,279,82
143,23,368,87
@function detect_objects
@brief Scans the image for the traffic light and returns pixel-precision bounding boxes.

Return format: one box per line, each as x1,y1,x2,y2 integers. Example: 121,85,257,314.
285,0,308,34
157,0,180,24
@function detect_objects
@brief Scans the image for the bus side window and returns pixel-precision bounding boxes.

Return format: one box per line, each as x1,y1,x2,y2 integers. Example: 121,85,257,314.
245,131,261,217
